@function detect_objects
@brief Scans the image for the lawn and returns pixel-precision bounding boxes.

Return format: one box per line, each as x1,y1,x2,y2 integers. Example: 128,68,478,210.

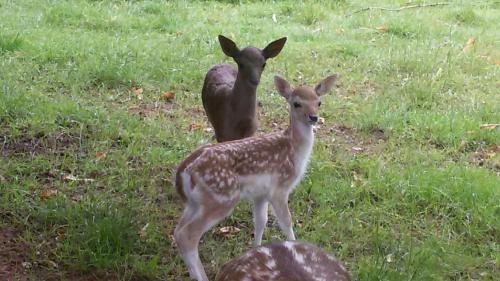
0,0,499,280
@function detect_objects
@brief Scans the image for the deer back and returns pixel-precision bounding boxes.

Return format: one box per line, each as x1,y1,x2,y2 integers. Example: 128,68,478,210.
216,241,351,281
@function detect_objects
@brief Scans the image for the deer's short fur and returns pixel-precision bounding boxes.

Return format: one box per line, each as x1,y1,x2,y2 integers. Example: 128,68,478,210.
216,241,351,281
174,74,337,281
202,35,287,142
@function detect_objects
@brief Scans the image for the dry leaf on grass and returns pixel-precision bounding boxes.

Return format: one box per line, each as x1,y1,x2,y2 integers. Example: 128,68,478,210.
480,124,498,130
352,146,364,152
495,59,500,65
463,37,475,54
41,189,58,201
139,223,149,239
376,26,389,33
458,140,467,152
335,28,345,34
218,226,240,237
189,123,204,131
62,174,79,181
169,234,177,248
161,91,175,102
71,194,83,203
63,174,94,183
95,151,106,160
133,88,144,100
46,260,58,268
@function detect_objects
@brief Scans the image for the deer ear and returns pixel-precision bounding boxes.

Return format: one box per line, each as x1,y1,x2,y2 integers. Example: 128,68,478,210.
262,37,287,59
218,35,240,58
274,75,292,100
314,74,337,96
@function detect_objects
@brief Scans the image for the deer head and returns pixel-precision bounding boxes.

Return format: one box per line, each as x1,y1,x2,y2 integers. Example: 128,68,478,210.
218,35,287,87
274,74,337,124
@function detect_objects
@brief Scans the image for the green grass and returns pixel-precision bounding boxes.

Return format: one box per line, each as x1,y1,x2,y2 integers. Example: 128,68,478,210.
0,0,498,280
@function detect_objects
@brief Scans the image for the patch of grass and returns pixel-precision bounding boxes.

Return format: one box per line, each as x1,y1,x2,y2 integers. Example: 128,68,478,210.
0,33,24,53
0,0,499,280
63,201,139,270
450,7,481,25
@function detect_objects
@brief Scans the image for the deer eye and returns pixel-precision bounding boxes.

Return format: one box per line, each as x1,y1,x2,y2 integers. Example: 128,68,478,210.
293,102,301,108
318,101,322,107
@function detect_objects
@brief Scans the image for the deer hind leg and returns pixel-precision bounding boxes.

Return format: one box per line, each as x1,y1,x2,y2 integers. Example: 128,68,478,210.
252,197,268,246
174,196,238,280
270,192,296,241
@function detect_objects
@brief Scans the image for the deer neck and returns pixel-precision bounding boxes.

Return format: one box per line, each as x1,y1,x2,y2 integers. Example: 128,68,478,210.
230,72,257,114
286,114,314,164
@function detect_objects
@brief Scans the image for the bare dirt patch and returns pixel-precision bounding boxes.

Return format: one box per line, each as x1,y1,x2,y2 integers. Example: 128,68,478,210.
0,131,79,157
0,227,30,281
318,124,388,154
469,144,499,174
128,103,174,119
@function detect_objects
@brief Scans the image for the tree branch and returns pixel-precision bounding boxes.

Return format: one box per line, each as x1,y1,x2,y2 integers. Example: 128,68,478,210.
347,2,450,17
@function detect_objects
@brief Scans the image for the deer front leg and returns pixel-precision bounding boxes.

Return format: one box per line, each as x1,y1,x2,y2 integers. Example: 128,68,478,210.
252,197,268,246
270,193,296,241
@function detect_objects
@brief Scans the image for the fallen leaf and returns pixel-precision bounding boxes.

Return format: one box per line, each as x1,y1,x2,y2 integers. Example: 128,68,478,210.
203,127,214,133
352,146,364,152
71,194,83,203
386,253,393,263
133,88,144,100
488,144,499,153
62,174,94,183
41,189,58,201
169,234,177,248
218,226,240,237
139,223,149,239
318,117,325,125
335,28,345,34
95,151,106,160
56,229,65,241
63,174,79,182
463,37,475,54
376,25,389,33
46,260,58,268
495,59,500,65
22,262,32,269
480,124,498,130
0,175,6,183
458,140,467,152
161,91,175,102
189,123,204,131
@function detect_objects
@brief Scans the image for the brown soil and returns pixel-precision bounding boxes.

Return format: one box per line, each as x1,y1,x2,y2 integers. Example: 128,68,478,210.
469,144,500,174
319,124,388,154
0,131,78,157
0,227,29,281
128,103,174,118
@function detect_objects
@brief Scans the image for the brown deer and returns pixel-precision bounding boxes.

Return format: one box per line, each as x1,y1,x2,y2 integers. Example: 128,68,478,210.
216,241,351,281
173,74,337,281
202,35,287,142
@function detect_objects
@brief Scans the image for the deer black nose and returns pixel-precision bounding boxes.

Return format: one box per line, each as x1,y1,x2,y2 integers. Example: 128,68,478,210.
309,115,318,123
249,78,260,86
